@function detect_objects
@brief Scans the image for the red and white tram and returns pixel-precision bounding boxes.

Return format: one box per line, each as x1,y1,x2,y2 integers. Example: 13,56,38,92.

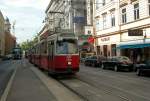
30,33,79,74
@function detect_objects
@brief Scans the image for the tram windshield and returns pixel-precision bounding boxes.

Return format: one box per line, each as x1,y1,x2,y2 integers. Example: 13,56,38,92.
56,39,78,54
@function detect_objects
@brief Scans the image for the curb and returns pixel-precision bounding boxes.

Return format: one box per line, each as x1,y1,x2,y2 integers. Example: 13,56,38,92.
0,67,18,101
30,67,83,101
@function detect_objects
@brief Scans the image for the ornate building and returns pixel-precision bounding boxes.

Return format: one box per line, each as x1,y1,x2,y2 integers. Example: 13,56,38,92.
0,11,5,57
94,0,150,62
5,17,16,55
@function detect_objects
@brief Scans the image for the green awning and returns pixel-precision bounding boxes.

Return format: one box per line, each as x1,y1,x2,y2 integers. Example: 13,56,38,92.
117,43,150,49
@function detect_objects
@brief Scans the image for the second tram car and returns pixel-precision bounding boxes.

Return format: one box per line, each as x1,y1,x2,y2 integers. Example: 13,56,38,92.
30,33,79,74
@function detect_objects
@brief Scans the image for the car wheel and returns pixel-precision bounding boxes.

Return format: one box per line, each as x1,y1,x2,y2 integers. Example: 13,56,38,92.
101,64,105,69
114,65,118,72
137,69,141,76
92,62,96,67
84,62,87,66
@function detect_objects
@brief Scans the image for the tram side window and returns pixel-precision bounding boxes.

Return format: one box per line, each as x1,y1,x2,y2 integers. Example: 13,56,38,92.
40,42,47,54
48,41,54,59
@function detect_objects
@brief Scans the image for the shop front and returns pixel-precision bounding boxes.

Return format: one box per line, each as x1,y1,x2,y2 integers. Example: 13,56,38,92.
97,34,120,57
117,28,150,63
117,39,150,63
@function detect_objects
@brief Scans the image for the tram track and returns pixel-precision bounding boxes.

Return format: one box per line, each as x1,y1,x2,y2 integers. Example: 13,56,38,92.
34,64,150,101
56,75,132,101
77,70,150,101
58,78,89,101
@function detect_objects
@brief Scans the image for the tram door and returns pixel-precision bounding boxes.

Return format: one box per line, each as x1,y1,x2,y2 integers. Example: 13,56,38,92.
48,41,55,71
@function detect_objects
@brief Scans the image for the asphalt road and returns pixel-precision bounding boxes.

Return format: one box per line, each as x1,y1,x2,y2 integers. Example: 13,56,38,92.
0,60,16,98
59,64,150,101
2,60,150,101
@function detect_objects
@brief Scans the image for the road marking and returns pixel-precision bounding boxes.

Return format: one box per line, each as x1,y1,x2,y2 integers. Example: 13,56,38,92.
0,67,18,101
30,67,83,101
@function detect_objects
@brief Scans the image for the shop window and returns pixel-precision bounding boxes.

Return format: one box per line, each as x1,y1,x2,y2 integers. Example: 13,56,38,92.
111,44,116,56
97,46,100,55
103,45,107,57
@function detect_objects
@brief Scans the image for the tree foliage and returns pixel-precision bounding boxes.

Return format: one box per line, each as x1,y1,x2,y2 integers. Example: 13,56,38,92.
20,36,38,51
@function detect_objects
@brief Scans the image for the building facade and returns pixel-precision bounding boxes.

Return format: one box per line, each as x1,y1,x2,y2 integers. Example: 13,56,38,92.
94,0,150,62
94,0,120,57
5,18,16,55
0,11,5,57
119,0,150,62
45,0,86,36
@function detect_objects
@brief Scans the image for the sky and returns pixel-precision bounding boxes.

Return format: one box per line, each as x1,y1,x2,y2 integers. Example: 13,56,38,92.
0,0,49,43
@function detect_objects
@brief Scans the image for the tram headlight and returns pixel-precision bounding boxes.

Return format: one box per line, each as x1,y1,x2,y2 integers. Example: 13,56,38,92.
68,61,72,65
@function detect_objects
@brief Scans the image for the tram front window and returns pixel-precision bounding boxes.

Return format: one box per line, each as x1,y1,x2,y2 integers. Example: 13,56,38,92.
56,39,78,54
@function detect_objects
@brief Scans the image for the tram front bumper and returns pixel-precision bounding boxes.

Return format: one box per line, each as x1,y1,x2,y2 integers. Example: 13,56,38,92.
53,67,79,74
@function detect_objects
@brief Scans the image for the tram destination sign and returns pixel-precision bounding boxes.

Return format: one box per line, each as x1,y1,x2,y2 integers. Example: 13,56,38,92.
128,29,143,36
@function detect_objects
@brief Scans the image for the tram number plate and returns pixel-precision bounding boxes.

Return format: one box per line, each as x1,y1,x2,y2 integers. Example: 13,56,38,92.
67,55,72,61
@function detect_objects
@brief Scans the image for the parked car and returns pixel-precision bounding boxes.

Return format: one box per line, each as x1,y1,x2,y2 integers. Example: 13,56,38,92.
101,56,133,72
1,54,13,60
84,55,106,67
80,57,86,63
136,60,150,76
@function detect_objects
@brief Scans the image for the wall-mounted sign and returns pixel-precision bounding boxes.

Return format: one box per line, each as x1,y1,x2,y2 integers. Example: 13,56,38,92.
101,37,110,42
86,0,91,25
73,16,85,23
88,36,94,44
128,29,143,36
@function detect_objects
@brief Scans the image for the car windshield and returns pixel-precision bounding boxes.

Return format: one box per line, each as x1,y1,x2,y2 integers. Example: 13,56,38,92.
56,39,78,54
117,56,130,61
145,60,150,65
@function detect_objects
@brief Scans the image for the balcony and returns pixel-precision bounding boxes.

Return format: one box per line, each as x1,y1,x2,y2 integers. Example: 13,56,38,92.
119,0,128,7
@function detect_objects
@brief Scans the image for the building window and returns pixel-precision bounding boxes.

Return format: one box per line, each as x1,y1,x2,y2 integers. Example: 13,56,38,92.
111,11,115,27
103,0,106,6
96,0,99,9
148,0,150,15
134,3,139,20
102,14,107,29
122,8,127,23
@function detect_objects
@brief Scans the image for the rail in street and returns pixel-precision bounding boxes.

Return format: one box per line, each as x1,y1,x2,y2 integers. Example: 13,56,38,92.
57,65,150,101
1,60,150,101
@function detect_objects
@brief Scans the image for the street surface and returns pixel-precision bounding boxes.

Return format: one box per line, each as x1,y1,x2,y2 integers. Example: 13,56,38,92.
59,65,150,101
1,60,150,101
0,60,15,98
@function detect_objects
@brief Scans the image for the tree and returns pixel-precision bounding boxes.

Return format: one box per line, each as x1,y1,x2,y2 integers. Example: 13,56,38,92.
20,35,38,51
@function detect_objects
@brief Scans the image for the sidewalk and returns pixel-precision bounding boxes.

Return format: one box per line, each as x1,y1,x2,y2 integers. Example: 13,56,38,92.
1,59,82,101
5,60,57,101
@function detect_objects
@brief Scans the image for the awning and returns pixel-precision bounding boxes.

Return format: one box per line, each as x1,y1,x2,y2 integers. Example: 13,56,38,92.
117,43,150,49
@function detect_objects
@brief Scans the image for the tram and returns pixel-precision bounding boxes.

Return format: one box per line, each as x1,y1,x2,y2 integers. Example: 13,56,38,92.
30,33,79,74
12,47,22,60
